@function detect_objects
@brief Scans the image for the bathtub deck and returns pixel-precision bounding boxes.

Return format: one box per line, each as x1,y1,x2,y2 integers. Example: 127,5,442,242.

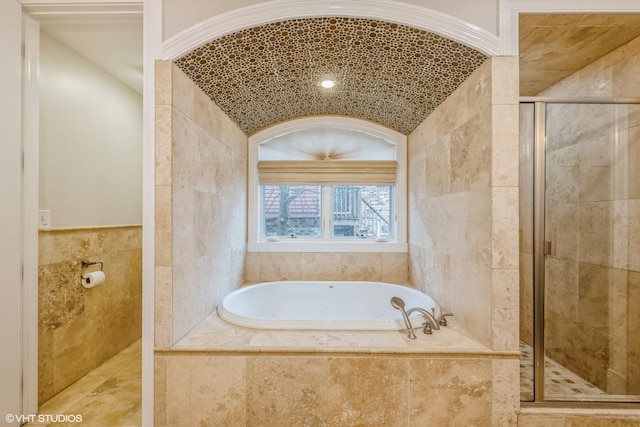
156,313,520,426
168,311,504,356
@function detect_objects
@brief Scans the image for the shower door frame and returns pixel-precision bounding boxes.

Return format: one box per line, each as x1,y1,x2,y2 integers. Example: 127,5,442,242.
522,96,640,406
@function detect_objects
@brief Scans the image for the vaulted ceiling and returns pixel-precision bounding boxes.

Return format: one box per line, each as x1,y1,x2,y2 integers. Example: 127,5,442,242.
174,17,488,136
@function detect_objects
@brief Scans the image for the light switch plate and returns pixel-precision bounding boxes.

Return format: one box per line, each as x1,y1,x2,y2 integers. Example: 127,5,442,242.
39,210,51,229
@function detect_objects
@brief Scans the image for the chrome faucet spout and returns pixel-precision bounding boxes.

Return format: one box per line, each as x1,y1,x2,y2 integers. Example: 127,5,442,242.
406,307,440,332
390,297,417,339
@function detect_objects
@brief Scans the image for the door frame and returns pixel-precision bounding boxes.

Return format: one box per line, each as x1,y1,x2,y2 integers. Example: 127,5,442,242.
19,1,154,424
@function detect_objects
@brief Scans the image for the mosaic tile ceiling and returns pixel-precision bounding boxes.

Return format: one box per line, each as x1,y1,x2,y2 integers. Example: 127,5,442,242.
175,17,488,135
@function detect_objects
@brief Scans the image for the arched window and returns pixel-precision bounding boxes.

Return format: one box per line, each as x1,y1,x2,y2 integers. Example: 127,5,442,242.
248,117,407,252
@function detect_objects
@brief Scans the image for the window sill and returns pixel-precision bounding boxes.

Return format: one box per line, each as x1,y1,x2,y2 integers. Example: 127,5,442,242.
247,240,408,253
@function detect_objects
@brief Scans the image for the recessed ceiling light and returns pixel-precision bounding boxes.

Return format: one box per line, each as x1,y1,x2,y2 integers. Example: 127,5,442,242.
320,80,335,89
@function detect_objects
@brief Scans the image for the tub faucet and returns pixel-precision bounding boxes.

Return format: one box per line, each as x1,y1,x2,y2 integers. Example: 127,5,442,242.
432,303,454,326
406,307,440,334
390,297,417,339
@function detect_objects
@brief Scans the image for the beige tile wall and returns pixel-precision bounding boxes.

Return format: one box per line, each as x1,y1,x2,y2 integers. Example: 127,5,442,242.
246,252,408,284
408,56,520,351
537,35,640,394
155,352,520,426
38,226,142,404
154,61,247,346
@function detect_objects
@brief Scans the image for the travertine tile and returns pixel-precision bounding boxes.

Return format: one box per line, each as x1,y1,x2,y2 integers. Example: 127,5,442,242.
547,201,579,261
578,263,611,326
491,268,519,351
249,330,328,348
491,56,519,105
155,105,172,186
492,359,519,427
328,358,409,426
449,257,492,348
327,331,407,348
245,252,261,282
491,104,519,187
259,252,301,281
247,357,328,426
410,358,491,426
192,83,222,139
38,330,54,403
449,108,491,193
31,340,141,427
407,149,428,201
171,64,194,118
38,227,142,403
340,252,383,281
155,60,172,105
38,261,85,332
163,356,190,426
154,186,172,267
171,110,200,191
492,186,519,269
174,313,254,348
187,356,246,427
221,111,249,158
382,252,409,284
301,252,342,281
612,37,640,98
171,187,194,266
154,357,166,426
578,201,613,266
613,199,640,272
154,266,172,348
545,258,579,325
628,270,640,394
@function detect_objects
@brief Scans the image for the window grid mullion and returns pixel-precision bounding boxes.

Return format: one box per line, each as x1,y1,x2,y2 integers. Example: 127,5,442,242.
322,186,332,240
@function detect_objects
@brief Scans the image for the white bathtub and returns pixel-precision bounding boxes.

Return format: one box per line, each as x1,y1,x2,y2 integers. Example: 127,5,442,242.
217,280,436,330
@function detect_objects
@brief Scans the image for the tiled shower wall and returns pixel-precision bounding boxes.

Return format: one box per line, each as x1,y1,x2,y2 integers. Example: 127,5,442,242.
407,57,520,351
537,35,640,394
38,226,142,404
154,62,247,347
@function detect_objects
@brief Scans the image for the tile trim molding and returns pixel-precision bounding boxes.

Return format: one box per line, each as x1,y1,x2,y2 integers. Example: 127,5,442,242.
160,0,501,60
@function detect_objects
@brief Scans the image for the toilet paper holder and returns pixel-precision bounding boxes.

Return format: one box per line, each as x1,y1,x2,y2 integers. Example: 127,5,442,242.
81,260,103,271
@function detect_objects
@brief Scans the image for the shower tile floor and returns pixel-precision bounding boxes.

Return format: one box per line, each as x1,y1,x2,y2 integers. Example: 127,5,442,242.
520,341,606,401
26,339,141,427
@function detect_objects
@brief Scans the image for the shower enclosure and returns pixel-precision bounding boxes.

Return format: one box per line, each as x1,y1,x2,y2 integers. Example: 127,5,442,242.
520,100,640,403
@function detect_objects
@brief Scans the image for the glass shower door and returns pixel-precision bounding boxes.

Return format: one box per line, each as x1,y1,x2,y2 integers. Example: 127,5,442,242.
543,102,640,402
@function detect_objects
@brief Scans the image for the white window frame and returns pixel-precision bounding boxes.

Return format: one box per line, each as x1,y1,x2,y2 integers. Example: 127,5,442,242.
247,117,407,252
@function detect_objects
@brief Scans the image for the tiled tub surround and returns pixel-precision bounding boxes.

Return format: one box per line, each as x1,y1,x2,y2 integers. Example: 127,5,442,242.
155,313,520,426
154,57,521,424
407,56,520,351
154,61,247,347
245,252,408,283
38,225,142,404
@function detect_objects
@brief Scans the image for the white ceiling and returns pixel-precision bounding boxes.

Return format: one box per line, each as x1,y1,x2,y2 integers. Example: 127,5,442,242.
24,3,143,94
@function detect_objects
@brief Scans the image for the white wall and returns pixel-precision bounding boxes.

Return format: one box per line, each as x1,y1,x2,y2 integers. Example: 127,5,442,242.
39,32,143,228
0,1,24,423
162,0,498,41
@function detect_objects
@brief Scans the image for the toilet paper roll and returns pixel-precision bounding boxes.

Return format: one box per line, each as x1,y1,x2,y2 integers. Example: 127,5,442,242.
81,271,106,288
